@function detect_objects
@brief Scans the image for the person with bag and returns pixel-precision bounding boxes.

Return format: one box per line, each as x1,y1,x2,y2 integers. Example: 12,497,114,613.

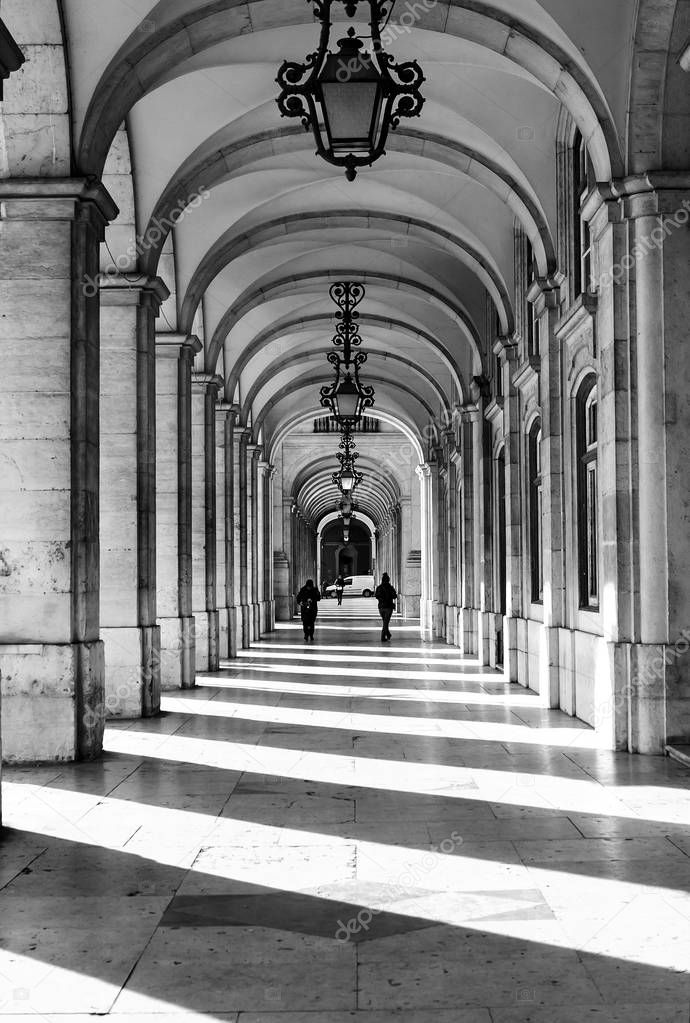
296,578,321,642
374,572,397,642
335,573,345,606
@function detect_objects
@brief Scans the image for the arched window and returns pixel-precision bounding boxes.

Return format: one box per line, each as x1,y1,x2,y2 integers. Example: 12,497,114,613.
528,421,543,602
525,240,539,359
573,130,594,296
577,380,599,608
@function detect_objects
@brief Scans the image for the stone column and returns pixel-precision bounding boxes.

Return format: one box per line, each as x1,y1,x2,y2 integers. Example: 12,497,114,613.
530,281,565,706
275,494,292,622
215,402,233,660
0,179,117,763
416,463,433,640
237,429,252,648
229,419,243,654
100,274,169,718
459,408,478,655
445,430,459,645
258,461,273,632
470,376,494,665
190,373,222,671
622,181,690,752
155,333,201,690
500,339,522,683
247,444,261,640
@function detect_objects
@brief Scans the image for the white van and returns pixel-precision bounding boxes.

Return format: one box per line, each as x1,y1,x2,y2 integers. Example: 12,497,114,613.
325,574,375,598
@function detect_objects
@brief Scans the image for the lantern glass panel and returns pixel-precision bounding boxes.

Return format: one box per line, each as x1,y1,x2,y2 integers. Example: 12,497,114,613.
334,376,361,422
319,49,384,153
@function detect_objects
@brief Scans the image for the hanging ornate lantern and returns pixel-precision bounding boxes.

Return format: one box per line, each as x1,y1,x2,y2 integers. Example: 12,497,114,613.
320,282,375,427
276,0,425,181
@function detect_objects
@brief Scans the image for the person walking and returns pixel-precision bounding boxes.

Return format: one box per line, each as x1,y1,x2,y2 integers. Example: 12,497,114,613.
335,573,345,606
375,572,397,642
296,578,321,642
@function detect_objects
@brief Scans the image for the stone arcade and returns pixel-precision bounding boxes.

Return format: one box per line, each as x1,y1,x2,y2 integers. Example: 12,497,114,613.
0,1,690,1018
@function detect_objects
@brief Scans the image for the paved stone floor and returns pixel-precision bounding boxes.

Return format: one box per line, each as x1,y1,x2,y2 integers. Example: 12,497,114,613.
1,607,690,1022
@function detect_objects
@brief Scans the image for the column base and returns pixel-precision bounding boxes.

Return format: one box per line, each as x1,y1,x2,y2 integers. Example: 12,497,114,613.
458,607,478,657
158,615,196,690
629,639,690,754
259,600,271,634
1,641,105,764
537,624,560,709
252,603,261,640
189,610,220,672
420,599,434,640
227,606,241,659
503,615,519,683
240,604,252,649
101,625,161,719
217,608,230,661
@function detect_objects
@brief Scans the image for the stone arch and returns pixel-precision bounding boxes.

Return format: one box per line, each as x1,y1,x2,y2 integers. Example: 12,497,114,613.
627,0,690,172
77,1,623,179
226,312,467,405
252,372,439,441
179,208,514,341
141,124,556,281
206,269,485,380
269,408,426,464
240,348,452,428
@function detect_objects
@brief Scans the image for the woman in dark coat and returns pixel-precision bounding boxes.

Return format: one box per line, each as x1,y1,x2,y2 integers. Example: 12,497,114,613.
296,579,321,642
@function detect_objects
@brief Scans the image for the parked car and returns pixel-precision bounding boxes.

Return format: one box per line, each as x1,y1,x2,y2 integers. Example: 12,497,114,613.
325,574,375,598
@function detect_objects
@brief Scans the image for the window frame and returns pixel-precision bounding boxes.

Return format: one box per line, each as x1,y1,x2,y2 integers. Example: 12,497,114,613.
528,420,543,604
576,380,599,610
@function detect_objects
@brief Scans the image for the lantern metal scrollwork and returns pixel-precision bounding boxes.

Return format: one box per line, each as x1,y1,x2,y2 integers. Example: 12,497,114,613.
276,0,425,181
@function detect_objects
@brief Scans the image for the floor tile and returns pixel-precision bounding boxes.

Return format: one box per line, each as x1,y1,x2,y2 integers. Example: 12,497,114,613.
2,615,689,1018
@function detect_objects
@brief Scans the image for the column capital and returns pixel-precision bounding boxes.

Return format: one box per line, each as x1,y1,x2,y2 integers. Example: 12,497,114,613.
493,335,519,361
235,426,253,445
215,401,235,425
192,371,223,394
526,278,561,311
470,374,491,404
607,172,690,219
257,460,273,477
155,333,202,360
99,273,170,311
416,462,431,480
458,403,480,424
0,177,119,227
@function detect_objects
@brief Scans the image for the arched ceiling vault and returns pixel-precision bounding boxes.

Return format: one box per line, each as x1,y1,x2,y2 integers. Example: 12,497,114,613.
254,374,438,442
226,312,466,403
240,349,452,427
293,455,404,523
207,269,485,380
141,125,556,281
270,410,426,465
51,0,645,523
77,1,623,179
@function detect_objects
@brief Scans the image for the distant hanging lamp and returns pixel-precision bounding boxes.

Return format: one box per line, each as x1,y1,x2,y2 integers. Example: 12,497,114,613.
276,0,425,181
332,425,364,494
320,282,375,427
